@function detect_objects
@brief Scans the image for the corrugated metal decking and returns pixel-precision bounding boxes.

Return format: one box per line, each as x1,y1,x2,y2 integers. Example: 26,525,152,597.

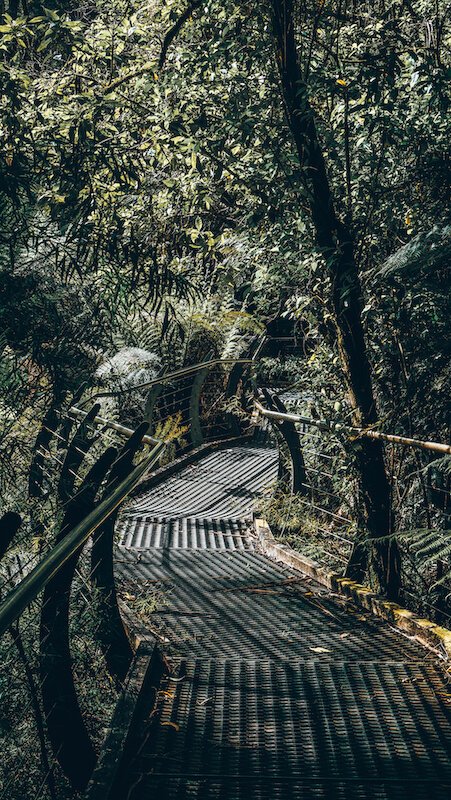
114,440,451,799
123,444,278,519
117,518,255,551
124,659,451,799
115,550,430,662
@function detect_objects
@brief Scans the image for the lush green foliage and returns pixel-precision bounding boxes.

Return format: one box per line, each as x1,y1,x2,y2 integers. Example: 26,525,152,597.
0,5,449,794
0,0,449,590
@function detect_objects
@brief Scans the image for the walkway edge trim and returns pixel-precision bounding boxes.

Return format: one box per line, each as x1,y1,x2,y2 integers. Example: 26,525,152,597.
254,518,451,660
85,638,164,800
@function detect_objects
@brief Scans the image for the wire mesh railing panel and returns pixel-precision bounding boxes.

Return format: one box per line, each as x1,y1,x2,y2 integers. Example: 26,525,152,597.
67,548,120,753
256,391,357,572
386,444,451,623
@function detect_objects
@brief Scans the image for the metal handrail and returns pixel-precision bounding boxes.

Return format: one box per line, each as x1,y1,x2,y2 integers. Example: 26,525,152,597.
68,407,160,445
0,441,165,638
0,355,258,636
79,357,253,407
254,401,451,456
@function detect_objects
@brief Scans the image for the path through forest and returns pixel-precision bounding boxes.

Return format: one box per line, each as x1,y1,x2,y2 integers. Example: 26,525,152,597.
108,440,451,800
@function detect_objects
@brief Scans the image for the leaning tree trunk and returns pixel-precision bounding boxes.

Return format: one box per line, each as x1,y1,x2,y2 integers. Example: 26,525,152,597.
270,0,400,599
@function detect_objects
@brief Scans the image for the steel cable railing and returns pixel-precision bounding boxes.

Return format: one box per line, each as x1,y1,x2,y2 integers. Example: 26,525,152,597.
254,394,451,612
0,355,256,799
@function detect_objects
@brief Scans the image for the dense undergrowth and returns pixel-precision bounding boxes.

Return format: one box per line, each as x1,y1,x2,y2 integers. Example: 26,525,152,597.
0,0,450,796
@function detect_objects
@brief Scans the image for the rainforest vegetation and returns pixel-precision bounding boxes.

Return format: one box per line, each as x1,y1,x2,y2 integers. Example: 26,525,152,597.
0,2,450,797
0,0,450,605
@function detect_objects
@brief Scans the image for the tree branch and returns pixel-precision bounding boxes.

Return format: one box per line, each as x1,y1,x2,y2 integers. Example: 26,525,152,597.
102,1,204,94
158,0,203,71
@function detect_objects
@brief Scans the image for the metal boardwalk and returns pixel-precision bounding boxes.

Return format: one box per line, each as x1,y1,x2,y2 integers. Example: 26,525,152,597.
115,442,451,800
122,443,278,519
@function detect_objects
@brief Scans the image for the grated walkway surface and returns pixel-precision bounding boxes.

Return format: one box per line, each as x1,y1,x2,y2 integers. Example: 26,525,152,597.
121,443,278,519
114,442,451,799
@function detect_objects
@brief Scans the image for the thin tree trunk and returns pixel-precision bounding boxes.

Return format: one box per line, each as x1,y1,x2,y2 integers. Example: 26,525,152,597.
270,0,400,599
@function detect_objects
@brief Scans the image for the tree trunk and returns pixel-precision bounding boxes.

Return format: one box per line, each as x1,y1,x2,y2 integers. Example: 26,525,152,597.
270,0,400,599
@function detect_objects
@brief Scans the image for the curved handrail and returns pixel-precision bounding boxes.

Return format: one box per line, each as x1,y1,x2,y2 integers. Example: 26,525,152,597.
0,440,165,638
78,357,253,407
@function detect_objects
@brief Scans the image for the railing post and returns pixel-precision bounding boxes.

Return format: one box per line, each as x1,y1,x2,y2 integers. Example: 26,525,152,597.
188,360,213,447
29,407,60,498
144,382,166,432
0,511,22,561
56,382,88,455
225,360,246,436
91,423,150,683
40,448,117,791
225,337,266,436
58,403,101,503
261,389,309,495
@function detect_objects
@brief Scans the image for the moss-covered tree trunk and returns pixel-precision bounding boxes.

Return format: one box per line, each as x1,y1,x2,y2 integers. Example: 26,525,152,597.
271,0,400,599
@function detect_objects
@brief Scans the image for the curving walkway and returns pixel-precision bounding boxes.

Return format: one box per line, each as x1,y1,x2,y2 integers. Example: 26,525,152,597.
111,441,451,800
